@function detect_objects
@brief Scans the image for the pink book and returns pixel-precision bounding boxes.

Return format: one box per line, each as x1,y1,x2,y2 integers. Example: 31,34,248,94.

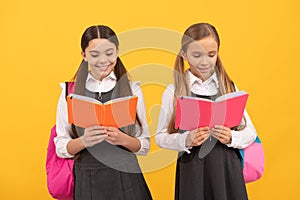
175,91,249,130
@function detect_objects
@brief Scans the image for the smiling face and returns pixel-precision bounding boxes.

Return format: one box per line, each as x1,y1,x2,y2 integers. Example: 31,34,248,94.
82,38,118,81
183,36,218,81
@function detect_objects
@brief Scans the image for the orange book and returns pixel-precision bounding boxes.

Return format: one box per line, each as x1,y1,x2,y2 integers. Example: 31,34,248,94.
67,94,138,128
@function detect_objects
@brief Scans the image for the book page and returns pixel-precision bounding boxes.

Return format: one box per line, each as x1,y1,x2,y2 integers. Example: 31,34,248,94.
215,91,248,102
104,96,137,105
179,96,213,102
69,94,101,104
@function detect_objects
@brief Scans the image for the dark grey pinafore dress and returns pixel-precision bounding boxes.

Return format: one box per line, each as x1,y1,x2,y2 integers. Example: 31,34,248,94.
73,88,152,200
175,93,248,200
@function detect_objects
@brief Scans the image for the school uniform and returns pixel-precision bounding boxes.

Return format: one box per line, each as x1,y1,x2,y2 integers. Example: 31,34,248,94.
156,70,257,200
55,71,152,200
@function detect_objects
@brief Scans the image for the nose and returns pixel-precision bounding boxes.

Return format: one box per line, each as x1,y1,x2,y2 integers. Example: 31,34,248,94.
199,56,209,67
97,55,108,65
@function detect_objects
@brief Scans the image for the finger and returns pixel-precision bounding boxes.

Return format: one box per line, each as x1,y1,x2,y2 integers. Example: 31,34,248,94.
106,135,116,141
194,132,209,144
103,126,118,131
211,131,221,139
211,132,229,143
214,125,231,131
105,136,117,144
194,135,207,145
88,129,108,136
214,125,225,129
194,131,208,139
88,136,108,146
198,126,209,131
212,127,225,135
86,125,105,131
90,134,108,142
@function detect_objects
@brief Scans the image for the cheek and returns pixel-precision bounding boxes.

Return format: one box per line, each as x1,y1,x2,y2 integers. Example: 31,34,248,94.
108,57,117,64
186,57,199,67
86,57,98,66
109,58,117,69
212,56,217,65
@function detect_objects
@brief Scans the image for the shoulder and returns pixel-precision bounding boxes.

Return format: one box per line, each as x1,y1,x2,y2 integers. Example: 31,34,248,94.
130,81,141,92
59,82,66,90
165,84,174,92
159,84,175,104
130,81,145,101
162,84,175,97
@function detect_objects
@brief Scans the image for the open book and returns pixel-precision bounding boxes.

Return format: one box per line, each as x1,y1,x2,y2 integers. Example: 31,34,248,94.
67,94,138,128
175,91,248,130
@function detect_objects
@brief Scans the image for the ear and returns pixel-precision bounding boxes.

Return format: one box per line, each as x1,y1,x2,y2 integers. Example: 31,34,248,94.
81,51,87,61
180,50,187,60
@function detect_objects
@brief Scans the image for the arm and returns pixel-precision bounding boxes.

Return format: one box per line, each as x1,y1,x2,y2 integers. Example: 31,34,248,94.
54,83,76,158
155,85,193,153
226,110,257,149
104,81,150,155
54,83,108,158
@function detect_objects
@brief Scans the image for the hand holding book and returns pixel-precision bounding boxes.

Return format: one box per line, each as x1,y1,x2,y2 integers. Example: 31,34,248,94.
185,127,210,147
211,125,232,144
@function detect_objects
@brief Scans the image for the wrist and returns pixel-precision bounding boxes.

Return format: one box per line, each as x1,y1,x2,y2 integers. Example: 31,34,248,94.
185,132,192,147
67,137,85,155
226,136,232,144
120,131,130,146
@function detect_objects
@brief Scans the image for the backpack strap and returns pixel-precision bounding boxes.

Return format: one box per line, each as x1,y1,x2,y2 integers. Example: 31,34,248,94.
65,82,75,100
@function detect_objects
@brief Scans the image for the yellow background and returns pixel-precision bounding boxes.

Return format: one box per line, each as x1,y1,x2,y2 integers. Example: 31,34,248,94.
1,0,299,199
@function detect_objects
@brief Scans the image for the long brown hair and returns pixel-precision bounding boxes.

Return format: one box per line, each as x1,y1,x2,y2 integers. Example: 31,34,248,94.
168,23,245,133
72,25,142,137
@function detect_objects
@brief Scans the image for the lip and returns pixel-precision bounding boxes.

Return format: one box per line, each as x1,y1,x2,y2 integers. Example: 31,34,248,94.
197,67,211,73
96,64,111,71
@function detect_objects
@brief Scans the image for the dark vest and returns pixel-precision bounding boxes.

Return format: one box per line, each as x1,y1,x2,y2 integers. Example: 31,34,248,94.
74,87,141,173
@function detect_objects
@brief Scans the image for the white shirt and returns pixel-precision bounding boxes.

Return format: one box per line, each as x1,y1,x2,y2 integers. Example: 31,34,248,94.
155,70,257,153
54,71,150,158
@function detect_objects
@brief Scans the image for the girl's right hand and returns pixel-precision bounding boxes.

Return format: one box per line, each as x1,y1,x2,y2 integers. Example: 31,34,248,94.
81,126,108,147
185,127,209,147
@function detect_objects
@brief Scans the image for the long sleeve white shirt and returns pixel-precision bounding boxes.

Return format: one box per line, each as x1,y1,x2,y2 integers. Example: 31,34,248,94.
54,71,150,158
155,70,257,153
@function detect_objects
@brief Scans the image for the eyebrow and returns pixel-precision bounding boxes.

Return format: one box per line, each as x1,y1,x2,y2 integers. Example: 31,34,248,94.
191,50,217,54
89,48,114,54
208,50,217,54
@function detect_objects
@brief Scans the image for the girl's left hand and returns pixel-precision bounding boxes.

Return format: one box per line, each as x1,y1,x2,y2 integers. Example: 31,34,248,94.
103,126,128,146
211,125,232,144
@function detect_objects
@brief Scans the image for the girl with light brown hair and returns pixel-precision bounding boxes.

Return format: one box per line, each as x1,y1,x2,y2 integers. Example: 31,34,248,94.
156,23,257,200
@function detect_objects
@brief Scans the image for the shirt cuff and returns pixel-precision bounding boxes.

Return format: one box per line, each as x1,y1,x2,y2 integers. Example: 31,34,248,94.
226,131,237,148
134,137,150,156
55,137,74,158
226,130,256,149
179,131,192,154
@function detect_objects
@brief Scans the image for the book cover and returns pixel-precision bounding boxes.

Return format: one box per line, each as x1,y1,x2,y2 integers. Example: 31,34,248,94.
67,94,138,128
175,91,249,130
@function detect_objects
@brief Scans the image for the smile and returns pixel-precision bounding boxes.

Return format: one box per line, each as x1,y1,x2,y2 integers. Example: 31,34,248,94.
96,64,112,71
197,67,211,73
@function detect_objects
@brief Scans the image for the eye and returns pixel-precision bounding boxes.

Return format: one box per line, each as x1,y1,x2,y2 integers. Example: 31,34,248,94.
106,53,113,56
208,52,217,57
192,53,201,58
90,54,99,58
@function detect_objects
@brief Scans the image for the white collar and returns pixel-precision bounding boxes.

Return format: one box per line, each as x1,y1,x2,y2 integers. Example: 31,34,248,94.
186,69,219,88
86,71,116,82
86,71,117,93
